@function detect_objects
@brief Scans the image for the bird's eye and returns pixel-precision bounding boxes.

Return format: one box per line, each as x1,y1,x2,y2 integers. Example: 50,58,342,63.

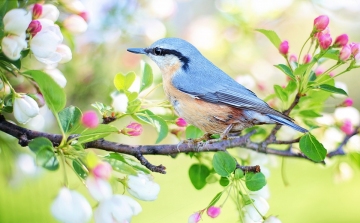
153,47,163,56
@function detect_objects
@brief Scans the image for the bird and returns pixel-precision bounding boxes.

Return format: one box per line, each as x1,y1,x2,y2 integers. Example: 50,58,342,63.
127,38,307,137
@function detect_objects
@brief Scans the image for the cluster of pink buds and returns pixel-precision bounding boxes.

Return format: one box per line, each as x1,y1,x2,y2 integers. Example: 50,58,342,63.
188,206,221,222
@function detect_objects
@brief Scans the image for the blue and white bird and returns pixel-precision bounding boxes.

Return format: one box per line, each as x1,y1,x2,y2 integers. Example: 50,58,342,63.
128,38,307,136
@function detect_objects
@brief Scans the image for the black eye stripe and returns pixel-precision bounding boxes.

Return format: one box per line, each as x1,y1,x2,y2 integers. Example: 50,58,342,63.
146,47,190,71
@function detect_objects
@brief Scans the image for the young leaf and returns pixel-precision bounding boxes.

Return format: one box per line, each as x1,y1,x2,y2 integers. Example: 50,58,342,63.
219,177,230,186
73,159,88,179
284,81,297,95
255,29,281,49
59,106,82,133
188,164,210,190
245,172,266,191
185,125,204,139
36,147,59,171
274,85,288,103
294,63,313,76
105,155,138,175
299,133,327,162
140,62,153,92
135,110,168,143
299,110,322,118
24,70,66,112
212,151,236,177
114,72,136,91
28,137,53,153
318,84,348,96
127,98,141,114
76,124,118,144
207,192,223,208
321,49,340,60
274,64,295,80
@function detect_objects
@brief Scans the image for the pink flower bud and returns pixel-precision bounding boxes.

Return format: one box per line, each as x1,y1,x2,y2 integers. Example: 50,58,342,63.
333,34,349,48
313,15,329,32
93,162,112,180
32,3,43,19
315,66,324,76
27,20,42,37
81,110,99,128
289,54,297,63
318,33,332,50
278,40,289,56
175,117,187,127
122,122,143,136
188,212,201,223
343,98,353,107
78,11,89,22
350,42,360,57
303,54,312,64
339,45,351,61
207,206,221,218
340,119,354,135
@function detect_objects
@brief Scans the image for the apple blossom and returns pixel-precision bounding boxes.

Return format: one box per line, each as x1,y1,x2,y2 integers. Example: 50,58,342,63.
93,161,112,180
60,0,86,14
111,92,128,113
207,206,221,218
350,42,360,56
63,14,88,34
188,212,201,223
44,68,67,88
30,19,63,65
339,45,351,61
3,8,32,36
313,15,329,32
32,3,43,19
51,187,92,223
333,34,349,48
94,195,142,223
86,175,113,201
334,107,360,125
264,216,282,223
1,35,27,60
127,172,160,201
176,117,187,127
13,95,40,124
318,33,332,50
243,195,269,222
122,122,143,136
27,20,42,37
303,54,311,64
278,40,289,55
340,119,354,135
57,44,73,63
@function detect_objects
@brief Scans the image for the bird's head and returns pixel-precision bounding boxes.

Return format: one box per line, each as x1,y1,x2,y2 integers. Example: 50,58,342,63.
127,38,202,72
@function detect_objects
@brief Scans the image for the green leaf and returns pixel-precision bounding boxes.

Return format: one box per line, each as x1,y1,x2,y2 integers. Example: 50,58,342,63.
299,133,327,162
105,154,137,175
24,70,66,113
36,147,59,171
245,172,266,191
106,153,151,174
212,151,236,177
321,49,340,60
234,168,244,179
188,164,210,190
284,81,297,95
59,106,82,133
76,124,118,144
219,177,230,186
299,110,322,118
127,98,141,114
274,85,288,103
208,192,223,208
294,63,314,76
114,72,136,91
140,62,153,92
28,137,53,153
274,64,295,80
255,29,281,49
73,159,88,179
135,110,168,143
318,84,348,96
185,125,204,139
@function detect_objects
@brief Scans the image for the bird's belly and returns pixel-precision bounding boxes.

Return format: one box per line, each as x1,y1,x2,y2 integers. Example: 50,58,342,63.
170,95,256,134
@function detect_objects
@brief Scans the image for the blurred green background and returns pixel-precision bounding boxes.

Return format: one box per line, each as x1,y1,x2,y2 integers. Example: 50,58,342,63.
1,0,360,222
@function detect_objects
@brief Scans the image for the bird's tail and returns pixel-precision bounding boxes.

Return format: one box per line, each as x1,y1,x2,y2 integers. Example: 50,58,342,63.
266,114,308,133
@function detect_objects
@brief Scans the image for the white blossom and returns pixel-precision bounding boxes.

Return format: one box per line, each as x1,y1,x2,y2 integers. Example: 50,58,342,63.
3,9,31,36
51,187,92,223
334,107,360,126
63,14,88,34
1,34,27,60
13,95,40,124
243,195,269,222
94,195,142,223
57,44,72,63
40,4,60,22
44,67,67,88
111,92,128,113
127,172,160,201
86,175,112,201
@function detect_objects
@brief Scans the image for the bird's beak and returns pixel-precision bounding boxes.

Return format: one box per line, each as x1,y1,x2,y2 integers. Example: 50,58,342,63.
127,48,146,54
